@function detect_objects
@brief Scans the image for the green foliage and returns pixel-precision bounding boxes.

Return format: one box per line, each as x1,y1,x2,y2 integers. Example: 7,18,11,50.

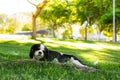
0,14,7,24
79,26,94,38
39,0,120,39
87,26,94,33
0,26,4,34
22,24,32,31
0,26,14,34
5,18,14,34
61,29,71,39
99,8,120,37
5,26,14,34
79,27,85,38
99,12,112,24
103,30,112,37
40,0,73,24
0,15,15,34
0,0,120,39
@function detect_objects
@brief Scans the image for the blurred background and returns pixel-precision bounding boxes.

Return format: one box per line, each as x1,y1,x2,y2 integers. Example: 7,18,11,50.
0,0,120,42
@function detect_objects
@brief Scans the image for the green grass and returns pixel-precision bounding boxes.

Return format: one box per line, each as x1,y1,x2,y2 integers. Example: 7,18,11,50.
0,38,120,80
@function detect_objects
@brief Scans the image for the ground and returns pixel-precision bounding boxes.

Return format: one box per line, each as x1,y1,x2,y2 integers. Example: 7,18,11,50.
0,35,120,80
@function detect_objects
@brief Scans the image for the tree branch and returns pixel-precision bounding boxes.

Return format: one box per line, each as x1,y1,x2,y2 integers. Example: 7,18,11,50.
34,0,48,17
27,0,37,7
37,0,49,8
27,0,49,18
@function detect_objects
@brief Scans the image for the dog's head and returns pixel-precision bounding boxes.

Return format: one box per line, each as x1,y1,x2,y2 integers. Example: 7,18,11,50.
29,44,48,60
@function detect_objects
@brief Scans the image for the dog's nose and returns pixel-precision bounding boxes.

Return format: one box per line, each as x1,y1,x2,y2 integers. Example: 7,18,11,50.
39,52,42,55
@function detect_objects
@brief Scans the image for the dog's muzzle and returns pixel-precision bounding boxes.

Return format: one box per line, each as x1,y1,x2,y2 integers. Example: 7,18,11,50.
34,50,44,60
38,51,42,55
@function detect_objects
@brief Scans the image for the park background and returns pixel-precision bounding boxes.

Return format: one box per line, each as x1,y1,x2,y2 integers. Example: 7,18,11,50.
0,0,120,42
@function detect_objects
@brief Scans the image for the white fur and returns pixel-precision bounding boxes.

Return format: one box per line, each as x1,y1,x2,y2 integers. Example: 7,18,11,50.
70,57,87,68
34,50,44,60
60,53,64,55
40,44,45,51
53,58,60,64
94,61,98,65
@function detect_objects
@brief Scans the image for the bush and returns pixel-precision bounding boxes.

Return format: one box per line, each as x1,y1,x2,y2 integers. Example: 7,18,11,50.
0,26,5,34
22,24,32,31
5,26,14,34
61,29,71,39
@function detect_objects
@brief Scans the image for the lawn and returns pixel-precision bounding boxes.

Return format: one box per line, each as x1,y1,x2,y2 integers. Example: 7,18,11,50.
0,38,120,80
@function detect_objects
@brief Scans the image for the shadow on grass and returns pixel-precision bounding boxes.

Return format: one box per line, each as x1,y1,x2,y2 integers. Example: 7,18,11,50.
0,40,94,63
0,40,32,61
35,39,46,44
51,38,97,44
100,49,120,63
0,39,120,66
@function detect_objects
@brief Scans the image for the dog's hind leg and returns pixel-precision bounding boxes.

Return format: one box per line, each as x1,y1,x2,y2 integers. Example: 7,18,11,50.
70,57,96,72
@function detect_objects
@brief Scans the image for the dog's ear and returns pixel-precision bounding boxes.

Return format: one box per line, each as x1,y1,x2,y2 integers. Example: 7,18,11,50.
29,45,35,59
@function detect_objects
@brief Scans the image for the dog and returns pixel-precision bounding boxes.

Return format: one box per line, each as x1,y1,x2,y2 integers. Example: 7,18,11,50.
29,44,96,72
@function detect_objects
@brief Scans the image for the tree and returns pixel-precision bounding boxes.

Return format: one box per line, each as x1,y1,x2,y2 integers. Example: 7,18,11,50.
27,0,49,39
39,0,72,37
0,14,7,33
76,0,95,40
99,0,120,40
95,0,112,40
5,18,14,34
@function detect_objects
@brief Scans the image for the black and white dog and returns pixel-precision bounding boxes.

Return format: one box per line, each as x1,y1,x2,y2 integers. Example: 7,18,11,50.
29,44,96,72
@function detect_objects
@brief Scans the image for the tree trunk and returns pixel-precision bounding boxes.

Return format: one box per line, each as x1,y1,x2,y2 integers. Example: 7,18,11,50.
52,27,56,38
84,17,90,40
32,15,37,39
84,26,87,40
97,24,101,41
69,24,73,39
27,0,49,39
98,31,101,41
84,21,88,40
52,22,56,38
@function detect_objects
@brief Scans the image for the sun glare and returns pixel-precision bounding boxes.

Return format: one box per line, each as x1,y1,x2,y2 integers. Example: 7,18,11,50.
0,0,43,14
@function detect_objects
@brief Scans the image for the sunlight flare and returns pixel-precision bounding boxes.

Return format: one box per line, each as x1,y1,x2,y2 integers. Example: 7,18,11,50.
0,0,36,14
